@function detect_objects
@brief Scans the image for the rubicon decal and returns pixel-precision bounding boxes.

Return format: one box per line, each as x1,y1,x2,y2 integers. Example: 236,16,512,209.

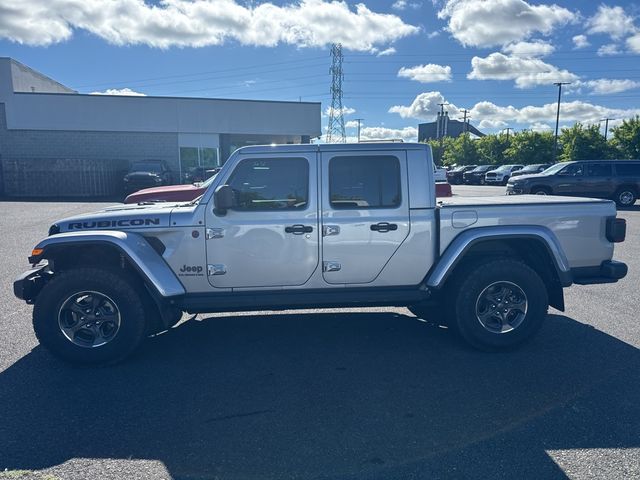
68,218,161,229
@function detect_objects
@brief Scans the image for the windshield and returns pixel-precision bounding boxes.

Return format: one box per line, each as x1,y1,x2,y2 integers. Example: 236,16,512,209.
131,162,162,173
541,163,566,175
471,166,491,172
199,172,219,187
493,165,512,171
519,165,539,172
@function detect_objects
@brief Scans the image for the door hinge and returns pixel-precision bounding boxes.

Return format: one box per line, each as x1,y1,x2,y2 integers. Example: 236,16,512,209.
207,264,227,276
206,228,224,239
323,261,341,272
322,225,340,237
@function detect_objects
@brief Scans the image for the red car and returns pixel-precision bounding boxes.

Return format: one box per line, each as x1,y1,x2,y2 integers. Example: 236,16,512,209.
125,174,452,204
124,175,217,204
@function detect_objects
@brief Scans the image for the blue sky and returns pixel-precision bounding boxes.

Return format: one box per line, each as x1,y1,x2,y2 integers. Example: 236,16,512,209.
1,0,640,141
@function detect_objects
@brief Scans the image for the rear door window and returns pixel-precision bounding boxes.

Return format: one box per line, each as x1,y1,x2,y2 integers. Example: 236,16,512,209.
329,155,401,209
586,163,613,177
615,163,640,176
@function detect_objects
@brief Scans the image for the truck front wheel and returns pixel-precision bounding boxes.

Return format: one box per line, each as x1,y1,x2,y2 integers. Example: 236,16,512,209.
33,267,148,365
450,259,548,350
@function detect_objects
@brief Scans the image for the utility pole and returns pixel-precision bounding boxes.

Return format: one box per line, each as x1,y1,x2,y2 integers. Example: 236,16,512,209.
503,127,513,139
553,82,571,161
460,109,470,133
354,118,364,142
600,118,613,140
326,44,346,143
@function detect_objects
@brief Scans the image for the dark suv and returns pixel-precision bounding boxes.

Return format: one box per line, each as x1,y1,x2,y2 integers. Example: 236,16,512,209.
463,165,493,185
506,160,640,207
123,160,172,194
446,165,477,185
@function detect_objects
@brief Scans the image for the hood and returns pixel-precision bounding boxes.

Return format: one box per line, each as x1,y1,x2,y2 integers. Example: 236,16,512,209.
50,203,180,234
125,171,162,178
509,172,549,182
129,184,199,195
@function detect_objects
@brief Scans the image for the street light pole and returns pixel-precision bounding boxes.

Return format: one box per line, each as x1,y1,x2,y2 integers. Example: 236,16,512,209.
355,118,364,142
553,82,571,161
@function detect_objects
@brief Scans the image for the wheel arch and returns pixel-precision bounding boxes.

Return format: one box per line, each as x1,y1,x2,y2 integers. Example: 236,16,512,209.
425,226,572,311
30,231,185,300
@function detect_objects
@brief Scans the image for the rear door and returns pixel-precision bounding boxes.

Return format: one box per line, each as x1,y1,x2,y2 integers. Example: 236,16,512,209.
320,150,410,284
585,162,614,197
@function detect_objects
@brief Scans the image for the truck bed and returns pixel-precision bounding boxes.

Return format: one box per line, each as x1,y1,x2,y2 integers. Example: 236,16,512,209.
435,194,616,268
437,194,612,208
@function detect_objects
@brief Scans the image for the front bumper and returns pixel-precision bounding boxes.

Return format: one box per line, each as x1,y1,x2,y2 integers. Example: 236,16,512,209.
506,184,526,195
13,265,50,303
572,260,628,285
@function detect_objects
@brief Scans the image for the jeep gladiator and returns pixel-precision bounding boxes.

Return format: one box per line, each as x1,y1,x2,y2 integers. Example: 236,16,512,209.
14,143,628,364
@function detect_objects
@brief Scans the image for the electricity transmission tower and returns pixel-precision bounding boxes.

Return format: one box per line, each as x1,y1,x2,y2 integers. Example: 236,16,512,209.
326,43,346,143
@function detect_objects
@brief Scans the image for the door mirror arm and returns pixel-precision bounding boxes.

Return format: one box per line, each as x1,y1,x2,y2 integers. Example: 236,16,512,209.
214,185,234,216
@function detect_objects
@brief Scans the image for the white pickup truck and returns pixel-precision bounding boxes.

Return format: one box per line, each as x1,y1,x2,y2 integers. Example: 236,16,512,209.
14,143,627,364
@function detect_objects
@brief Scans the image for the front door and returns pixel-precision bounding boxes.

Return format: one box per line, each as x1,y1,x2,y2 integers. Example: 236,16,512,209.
554,163,585,195
320,151,410,284
205,153,319,288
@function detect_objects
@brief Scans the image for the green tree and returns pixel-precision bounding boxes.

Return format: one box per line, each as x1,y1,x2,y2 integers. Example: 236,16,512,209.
610,116,640,159
559,123,611,162
504,131,555,165
474,134,511,165
426,139,445,166
440,134,477,166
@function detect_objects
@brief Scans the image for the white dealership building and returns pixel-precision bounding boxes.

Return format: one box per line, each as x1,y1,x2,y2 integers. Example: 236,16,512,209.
0,57,321,197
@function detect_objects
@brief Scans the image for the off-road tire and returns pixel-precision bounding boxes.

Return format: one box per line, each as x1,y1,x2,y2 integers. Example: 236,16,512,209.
33,267,148,365
450,259,548,351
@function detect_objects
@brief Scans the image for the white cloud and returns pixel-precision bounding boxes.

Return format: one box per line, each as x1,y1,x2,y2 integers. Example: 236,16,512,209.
324,105,356,117
427,30,440,39
468,52,578,88
502,40,554,57
398,63,452,82
529,122,552,132
345,120,359,128
478,119,508,129
586,5,636,40
90,88,146,96
0,0,419,51
572,34,590,49
390,91,640,127
597,43,623,56
437,0,574,48
577,79,640,95
389,91,461,120
360,126,418,142
377,47,396,56
392,0,421,10
627,33,640,53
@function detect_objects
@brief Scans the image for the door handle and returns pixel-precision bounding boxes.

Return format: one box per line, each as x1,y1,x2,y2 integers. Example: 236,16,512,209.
370,222,398,233
285,224,313,235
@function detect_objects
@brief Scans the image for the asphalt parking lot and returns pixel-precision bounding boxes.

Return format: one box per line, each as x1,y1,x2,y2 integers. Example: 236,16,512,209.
1,188,639,480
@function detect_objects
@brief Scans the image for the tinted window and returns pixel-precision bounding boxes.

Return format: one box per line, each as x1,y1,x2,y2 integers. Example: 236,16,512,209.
558,163,583,176
586,163,613,177
330,155,401,209
227,157,308,211
616,163,640,176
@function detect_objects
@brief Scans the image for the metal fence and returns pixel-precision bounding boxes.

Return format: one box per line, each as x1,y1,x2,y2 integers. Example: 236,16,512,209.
1,157,128,197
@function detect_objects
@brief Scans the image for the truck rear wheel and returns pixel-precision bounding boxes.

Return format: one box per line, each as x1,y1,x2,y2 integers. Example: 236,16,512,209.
450,259,548,350
33,267,148,365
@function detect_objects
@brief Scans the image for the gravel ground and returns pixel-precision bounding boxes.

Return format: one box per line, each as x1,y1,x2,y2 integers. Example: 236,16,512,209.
0,189,638,480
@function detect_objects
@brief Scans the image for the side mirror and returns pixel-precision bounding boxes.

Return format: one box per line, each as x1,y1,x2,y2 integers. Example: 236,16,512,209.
214,185,234,216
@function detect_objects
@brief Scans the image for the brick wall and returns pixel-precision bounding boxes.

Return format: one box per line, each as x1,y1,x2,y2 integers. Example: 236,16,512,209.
0,103,180,197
